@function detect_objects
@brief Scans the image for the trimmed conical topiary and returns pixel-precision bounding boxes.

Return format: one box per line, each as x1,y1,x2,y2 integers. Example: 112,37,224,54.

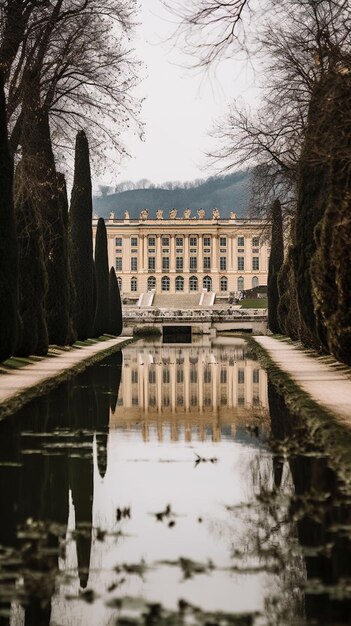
267,199,284,334
108,268,123,336
57,173,77,344
69,131,94,340
93,218,109,337
0,72,18,361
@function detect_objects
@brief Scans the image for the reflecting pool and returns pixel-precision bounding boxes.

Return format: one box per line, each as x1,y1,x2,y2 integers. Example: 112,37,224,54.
0,338,351,625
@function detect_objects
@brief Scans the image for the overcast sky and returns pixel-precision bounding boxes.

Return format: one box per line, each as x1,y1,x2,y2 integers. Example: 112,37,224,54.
101,0,259,188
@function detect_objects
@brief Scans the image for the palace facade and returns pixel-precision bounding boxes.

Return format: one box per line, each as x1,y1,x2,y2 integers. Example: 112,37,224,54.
92,208,269,300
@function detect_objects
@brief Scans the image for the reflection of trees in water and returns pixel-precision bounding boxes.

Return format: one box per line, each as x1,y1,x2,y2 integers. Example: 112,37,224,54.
0,350,123,624
268,382,351,625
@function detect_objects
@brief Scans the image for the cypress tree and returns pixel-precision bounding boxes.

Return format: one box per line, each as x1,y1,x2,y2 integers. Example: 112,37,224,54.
69,131,94,340
108,268,123,336
14,188,48,357
0,72,18,361
267,199,284,334
57,173,77,344
93,218,109,337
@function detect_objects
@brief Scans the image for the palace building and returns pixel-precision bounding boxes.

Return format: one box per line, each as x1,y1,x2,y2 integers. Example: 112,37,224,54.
92,208,269,302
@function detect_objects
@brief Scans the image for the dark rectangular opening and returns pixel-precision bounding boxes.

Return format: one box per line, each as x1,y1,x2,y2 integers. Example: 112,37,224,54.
162,325,192,343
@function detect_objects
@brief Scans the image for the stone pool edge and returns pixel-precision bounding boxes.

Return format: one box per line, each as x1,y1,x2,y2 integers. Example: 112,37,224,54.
0,336,134,420
248,335,351,477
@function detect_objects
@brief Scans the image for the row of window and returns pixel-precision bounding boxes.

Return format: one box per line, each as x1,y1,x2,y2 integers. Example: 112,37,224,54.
130,367,260,385
118,275,259,293
115,236,261,248
116,256,260,271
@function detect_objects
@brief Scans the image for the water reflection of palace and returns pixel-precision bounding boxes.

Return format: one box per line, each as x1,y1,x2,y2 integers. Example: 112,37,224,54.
110,341,268,441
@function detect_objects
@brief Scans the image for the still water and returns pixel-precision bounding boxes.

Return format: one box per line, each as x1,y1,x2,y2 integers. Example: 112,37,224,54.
0,338,351,625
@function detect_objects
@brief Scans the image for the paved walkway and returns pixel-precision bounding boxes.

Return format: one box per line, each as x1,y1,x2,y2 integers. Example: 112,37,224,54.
255,336,351,423
0,337,132,418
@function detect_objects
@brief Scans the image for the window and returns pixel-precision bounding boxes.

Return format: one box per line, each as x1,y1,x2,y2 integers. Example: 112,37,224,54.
220,368,227,384
237,236,245,247
131,236,138,247
148,368,156,384
204,367,211,383
176,237,183,247
190,367,197,383
220,257,227,271
252,237,260,247
253,369,260,384
252,276,259,288
115,237,122,247
148,236,156,247
203,256,211,270
117,277,122,291
163,367,170,383
147,276,156,290
131,277,137,292
176,257,183,271
238,369,245,384
237,276,244,291
203,237,211,247
189,276,198,291
162,257,169,271
162,276,170,291
190,237,197,247
131,369,138,383
238,257,245,271
220,237,227,247
252,257,259,271
116,257,122,271
131,257,137,271
148,257,156,271
220,276,228,292
175,276,184,291
190,256,197,271
177,368,184,383
162,236,169,247
203,275,212,291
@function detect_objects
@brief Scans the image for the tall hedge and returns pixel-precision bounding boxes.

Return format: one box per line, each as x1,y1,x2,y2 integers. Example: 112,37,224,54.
310,71,351,364
267,199,284,334
293,77,333,350
93,218,109,337
69,131,94,340
0,72,18,361
108,268,123,336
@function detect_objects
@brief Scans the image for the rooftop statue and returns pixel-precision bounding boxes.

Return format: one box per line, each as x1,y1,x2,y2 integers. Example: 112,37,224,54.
140,209,149,220
183,208,191,219
230,211,237,219
124,210,129,220
197,208,205,219
156,209,163,220
169,208,177,219
109,211,115,220
212,208,220,220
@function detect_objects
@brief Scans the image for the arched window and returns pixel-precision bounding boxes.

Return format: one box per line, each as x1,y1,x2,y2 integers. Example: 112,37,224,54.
237,276,244,291
175,276,184,291
147,276,156,291
252,276,259,288
117,277,122,292
203,276,212,292
189,275,198,292
131,277,137,292
220,276,228,292
162,276,170,292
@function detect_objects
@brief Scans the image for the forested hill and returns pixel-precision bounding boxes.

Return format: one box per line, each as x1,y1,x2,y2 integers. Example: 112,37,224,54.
93,170,252,220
